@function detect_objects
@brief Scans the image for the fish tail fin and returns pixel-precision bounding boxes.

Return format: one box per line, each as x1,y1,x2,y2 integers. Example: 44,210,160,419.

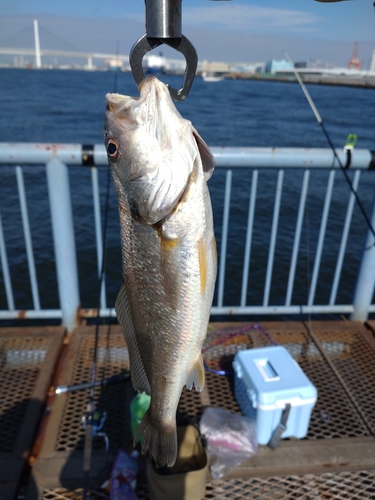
185,354,205,392
134,408,177,468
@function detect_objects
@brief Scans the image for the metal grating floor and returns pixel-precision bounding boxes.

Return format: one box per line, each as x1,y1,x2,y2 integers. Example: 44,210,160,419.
28,321,375,499
0,327,65,500
0,335,50,452
311,324,375,435
39,469,375,499
55,329,134,452
201,322,371,439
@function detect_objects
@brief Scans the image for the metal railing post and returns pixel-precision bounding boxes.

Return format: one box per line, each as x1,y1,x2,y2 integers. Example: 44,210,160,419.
351,189,375,321
46,158,80,331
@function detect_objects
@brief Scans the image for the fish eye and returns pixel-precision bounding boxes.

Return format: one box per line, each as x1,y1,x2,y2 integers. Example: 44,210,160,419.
107,140,118,158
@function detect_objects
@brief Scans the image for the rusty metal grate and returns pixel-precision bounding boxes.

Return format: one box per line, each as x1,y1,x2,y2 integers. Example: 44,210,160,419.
41,489,109,499
55,330,135,452
32,321,375,499
53,322,373,452
201,323,370,439
269,326,370,439
204,470,375,499
311,325,375,435
39,469,375,499
0,335,51,453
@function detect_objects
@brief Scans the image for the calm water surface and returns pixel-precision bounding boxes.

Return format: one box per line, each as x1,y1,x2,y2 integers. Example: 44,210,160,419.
0,69,374,315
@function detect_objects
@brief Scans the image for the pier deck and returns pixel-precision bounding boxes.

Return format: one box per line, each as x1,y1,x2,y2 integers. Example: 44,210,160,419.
1,320,375,499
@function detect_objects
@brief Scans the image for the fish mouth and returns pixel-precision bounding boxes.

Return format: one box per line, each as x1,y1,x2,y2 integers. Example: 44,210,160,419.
139,75,169,98
105,77,172,135
105,92,135,119
139,76,177,118
106,76,169,111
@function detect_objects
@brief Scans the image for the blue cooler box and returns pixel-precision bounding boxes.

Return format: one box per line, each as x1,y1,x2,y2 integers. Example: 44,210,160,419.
233,346,317,445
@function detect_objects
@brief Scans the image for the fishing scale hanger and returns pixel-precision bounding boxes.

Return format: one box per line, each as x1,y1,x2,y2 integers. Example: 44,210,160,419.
129,0,198,101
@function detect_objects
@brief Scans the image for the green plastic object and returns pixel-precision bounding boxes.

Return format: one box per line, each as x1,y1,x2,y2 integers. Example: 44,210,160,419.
130,392,151,438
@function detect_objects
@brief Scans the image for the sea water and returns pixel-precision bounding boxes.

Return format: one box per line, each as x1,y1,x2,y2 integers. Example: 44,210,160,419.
0,69,374,315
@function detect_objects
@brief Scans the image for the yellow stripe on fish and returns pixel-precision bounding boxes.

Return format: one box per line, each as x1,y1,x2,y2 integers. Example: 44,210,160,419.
161,235,179,251
198,237,207,295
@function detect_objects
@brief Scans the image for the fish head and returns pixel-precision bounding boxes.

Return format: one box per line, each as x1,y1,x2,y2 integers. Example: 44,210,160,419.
104,76,214,224
104,85,162,187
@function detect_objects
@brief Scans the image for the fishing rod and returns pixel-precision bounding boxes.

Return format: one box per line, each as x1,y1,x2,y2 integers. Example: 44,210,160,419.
55,372,130,394
285,52,375,246
82,148,112,500
82,39,128,498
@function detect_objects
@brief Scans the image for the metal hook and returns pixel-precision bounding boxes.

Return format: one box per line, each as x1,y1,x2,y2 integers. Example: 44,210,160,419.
129,34,198,102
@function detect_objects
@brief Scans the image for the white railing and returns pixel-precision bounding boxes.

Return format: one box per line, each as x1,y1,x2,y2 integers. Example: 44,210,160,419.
0,143,375,330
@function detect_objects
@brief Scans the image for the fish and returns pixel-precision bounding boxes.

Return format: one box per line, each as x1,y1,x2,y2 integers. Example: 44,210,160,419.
104,76,217,468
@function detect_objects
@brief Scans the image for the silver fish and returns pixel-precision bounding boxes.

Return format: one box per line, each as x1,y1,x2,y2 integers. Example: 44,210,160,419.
104,76,217,468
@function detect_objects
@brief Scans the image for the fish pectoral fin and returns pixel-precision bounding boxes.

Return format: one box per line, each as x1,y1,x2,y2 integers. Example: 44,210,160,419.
115,283,151,395
135,408,177,468
192,127,215,181
185,355,205,392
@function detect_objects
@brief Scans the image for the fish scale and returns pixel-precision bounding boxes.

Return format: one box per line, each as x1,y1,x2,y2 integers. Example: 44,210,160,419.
104,76,217,467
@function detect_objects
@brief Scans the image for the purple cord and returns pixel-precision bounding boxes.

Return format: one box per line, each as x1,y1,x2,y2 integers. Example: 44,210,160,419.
202,324,277,376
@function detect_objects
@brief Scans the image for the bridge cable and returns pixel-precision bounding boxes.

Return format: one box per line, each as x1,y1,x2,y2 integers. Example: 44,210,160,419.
285,52,375,247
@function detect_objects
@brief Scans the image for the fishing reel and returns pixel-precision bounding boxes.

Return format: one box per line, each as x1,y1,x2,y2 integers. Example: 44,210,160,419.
82,410,109,451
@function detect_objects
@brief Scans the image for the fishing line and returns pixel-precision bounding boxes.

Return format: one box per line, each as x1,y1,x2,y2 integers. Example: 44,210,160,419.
285,52,375,247
83,162,112,500
83,63,118,498
113,41,120,93
202,324,276,376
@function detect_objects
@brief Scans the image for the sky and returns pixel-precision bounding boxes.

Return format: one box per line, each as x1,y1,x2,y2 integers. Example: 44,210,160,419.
0,1,374,67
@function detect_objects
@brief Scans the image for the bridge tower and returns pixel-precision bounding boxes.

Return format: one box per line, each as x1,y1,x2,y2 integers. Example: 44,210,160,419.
348,42,360,70
370,50,375,73
33,19,42,68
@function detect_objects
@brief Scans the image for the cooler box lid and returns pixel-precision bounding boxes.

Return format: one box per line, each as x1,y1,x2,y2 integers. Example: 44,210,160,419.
233,346,317,409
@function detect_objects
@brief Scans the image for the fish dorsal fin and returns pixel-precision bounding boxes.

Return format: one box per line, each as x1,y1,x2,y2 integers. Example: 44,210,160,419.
185,354,205,392
116,283,151,395
193,128,215,181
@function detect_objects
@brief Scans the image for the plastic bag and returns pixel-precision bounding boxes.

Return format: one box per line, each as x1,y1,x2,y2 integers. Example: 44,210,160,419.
110,450,139,500
200,407,257,479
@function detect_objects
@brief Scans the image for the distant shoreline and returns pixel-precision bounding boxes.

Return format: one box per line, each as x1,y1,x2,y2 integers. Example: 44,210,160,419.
225,73,375,89
1,66,375,89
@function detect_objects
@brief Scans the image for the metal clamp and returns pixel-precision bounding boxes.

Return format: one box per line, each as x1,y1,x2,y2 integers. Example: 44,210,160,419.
129,34,197,101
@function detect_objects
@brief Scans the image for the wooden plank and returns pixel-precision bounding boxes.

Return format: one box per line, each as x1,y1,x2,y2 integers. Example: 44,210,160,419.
362,321,375,352
0,481,20,500
32,450,116,489
365,320,375,333
25,481,44,500
36,331,82,458
13,328,65,456
32,437,375,487
0,459,24,482
0,326,65,338
224,437,375,479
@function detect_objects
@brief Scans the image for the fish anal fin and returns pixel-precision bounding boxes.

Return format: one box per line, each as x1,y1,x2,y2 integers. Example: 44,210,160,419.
185,355,205,392
115,283,151,395
135,408,177,468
